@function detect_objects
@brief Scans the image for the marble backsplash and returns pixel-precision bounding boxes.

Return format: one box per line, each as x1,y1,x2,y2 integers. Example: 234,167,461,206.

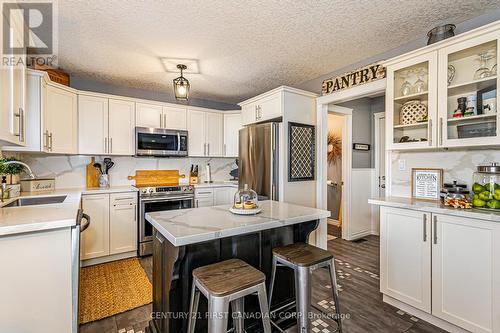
5,153,237,189
390,149,500,197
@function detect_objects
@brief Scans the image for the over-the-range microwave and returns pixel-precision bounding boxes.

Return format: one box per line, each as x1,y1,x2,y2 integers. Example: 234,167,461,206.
135,127,188,157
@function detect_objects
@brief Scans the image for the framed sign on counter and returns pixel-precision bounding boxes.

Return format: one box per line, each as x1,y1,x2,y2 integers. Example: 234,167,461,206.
411,168,443,201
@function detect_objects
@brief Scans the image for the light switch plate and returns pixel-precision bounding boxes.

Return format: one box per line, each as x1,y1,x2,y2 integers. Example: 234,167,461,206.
398,159,406,171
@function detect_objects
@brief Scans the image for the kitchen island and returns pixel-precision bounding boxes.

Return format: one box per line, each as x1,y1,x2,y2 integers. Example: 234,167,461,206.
146,200,330,333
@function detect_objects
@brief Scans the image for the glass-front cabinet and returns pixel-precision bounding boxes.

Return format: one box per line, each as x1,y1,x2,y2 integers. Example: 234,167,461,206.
386,52,438,149
438,30,500,147
387,29,500,150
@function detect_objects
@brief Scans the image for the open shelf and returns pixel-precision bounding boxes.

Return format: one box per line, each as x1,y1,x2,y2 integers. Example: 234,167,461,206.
448,76,497,96
394,122,428,129
447,113,497,123
394,91,429,103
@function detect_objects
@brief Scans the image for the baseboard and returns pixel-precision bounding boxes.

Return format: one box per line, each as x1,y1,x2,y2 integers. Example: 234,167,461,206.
81,251,137,267
346,229,371,240
327,218,340,226
382,295,469,333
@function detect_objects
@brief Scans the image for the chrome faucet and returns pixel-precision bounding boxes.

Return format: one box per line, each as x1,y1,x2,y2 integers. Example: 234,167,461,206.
3,161,36,179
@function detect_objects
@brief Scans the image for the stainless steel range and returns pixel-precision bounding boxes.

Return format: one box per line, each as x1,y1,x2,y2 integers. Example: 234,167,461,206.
137,184,194,256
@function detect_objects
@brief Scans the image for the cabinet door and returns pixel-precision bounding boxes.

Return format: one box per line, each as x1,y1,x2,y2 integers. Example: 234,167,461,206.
206,112,223,156
45,85,78,154
109,193,137,255
224,113,241,157
432,214,500,333
214,187,230,205
386,51,438,150
163,105,187,130
108,99,135,155
136,102,163,128
187,109,206,156
78,95,108,155
258,93,281,122
438,30,500,148
380,206,431,312
241,103,256,125
81,194,110,260
196,197,214,208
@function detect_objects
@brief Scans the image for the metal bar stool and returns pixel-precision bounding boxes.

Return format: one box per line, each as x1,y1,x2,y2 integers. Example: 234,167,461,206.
188,258,272,333
268,242,343,333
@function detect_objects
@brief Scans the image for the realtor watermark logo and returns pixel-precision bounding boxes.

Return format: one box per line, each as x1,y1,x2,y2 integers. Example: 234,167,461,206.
2,0,58,68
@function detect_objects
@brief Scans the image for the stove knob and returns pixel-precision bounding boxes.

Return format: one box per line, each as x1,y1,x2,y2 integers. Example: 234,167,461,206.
147,188,154,194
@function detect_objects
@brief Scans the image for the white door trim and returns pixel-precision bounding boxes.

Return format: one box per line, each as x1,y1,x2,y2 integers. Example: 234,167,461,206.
316,79,386,247
374,112,386,194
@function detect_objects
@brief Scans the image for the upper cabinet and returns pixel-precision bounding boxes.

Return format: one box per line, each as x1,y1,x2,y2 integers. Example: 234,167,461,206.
387,28,500,150
240,90,282,125
187,108,223,157
438,30,500,148
79,94,135,155
223,113,242,157
44,83,78,154
136,102,187,130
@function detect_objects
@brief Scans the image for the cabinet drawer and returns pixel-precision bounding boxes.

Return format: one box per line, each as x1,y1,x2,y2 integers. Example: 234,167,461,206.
110,192,137,206
195,189,214,198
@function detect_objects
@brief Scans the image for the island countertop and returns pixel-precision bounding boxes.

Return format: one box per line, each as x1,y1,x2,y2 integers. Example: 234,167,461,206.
146,200,330,246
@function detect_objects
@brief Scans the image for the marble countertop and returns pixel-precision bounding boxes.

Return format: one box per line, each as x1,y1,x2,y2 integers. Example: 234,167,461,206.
0,186,137,237
369,196,500,223
146,200,330,246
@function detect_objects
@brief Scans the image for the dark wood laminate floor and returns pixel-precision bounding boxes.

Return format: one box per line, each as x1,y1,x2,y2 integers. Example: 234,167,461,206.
80,234,445,333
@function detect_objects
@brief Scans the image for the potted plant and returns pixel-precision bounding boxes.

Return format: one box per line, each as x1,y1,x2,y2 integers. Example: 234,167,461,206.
0,157,24,185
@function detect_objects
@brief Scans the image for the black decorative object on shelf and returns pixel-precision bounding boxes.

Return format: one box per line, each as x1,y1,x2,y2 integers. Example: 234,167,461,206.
288,122,315,182
477,84,497,115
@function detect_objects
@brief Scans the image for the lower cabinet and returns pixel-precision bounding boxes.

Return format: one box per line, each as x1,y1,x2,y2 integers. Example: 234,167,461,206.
380,206,500,333
81,192,137,261
194,186,238,207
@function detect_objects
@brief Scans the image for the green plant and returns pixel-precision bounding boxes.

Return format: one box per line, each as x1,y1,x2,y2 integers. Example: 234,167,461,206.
0,157,24,175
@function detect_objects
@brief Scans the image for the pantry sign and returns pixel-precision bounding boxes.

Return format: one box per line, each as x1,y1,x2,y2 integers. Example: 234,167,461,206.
322,63,386,95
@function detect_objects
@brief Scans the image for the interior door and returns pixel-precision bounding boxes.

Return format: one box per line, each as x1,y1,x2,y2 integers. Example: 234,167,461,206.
108,99,135,155
78,95,108,155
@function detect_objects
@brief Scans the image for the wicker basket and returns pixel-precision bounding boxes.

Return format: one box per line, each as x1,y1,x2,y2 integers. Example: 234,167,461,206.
399,100,427,125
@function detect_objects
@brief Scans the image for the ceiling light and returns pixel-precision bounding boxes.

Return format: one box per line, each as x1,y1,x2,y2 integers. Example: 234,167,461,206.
173,64,190,101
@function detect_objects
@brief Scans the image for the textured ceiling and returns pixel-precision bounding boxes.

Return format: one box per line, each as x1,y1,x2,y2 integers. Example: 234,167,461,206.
57,0,500,103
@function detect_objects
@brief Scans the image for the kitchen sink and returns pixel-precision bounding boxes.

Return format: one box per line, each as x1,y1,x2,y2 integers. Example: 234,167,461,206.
4,195,67,207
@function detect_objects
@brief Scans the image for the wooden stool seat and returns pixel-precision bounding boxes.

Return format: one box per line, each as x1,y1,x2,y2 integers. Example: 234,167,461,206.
192,258,266,296
272,242,333,267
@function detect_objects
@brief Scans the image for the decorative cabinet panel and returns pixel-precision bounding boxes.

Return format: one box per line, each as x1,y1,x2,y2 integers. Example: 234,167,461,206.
431,213,500,333
79,95,135,155
438,30,500,148
386,29,500,150
44,84,78,154
81,192,138,261
81,194,110,260
187,109,224,157
223,113,241,157
380,206,431,312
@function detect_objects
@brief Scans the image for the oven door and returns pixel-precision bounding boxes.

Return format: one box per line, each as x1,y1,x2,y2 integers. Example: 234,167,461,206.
135,127,188,157
139,195,194,243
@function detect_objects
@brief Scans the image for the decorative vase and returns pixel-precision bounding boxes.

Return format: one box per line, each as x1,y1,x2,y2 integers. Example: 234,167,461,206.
399,100,428,125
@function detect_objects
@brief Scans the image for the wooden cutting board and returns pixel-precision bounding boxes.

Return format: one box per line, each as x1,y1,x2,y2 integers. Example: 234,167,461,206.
127,170,186,187
86,157,100,188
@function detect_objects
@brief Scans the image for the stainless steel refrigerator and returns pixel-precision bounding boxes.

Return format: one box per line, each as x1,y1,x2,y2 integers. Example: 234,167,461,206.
239,122,279,200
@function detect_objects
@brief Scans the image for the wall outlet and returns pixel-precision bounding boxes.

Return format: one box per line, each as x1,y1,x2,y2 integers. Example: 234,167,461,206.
398,159,406,171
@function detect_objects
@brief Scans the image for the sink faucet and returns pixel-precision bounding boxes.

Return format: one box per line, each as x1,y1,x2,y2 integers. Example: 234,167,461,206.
3,161,36,179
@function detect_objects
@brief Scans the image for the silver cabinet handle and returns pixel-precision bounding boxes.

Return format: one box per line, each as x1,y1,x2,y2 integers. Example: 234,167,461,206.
255,106,258,121
203,143,206,156
18,108,24,142
428,119,432,146
423,214,427,242
105,137,108,154
196,199,199,208
207,143,210,156
43,130,49,150
110,137,113,154
160,113,163,128
433,215,438,244
439,118,443,146
48,132,53,151
164,114,167,129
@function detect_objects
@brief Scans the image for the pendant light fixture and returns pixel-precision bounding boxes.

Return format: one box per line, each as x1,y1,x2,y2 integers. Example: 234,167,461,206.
173,64,190,101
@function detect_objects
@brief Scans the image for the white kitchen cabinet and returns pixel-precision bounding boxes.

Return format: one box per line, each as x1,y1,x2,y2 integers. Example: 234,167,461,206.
223,113,241,157
108,99,135,155
432,213,500,333
78,95,108,155
239,90,282,125
44,84,78,154
195,188,214,207
2,70,43,152
81,192,138,261
163,105,187,130
380,206,431,313
109,193,137,255
81,194,110,260
206,112,224,156
187,109,223,157
196,187,237,207
135,102,163,128
241,104,255,126
214,187,238,205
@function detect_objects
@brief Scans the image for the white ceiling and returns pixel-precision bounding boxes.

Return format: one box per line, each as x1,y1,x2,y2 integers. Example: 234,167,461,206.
58,0,500,104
